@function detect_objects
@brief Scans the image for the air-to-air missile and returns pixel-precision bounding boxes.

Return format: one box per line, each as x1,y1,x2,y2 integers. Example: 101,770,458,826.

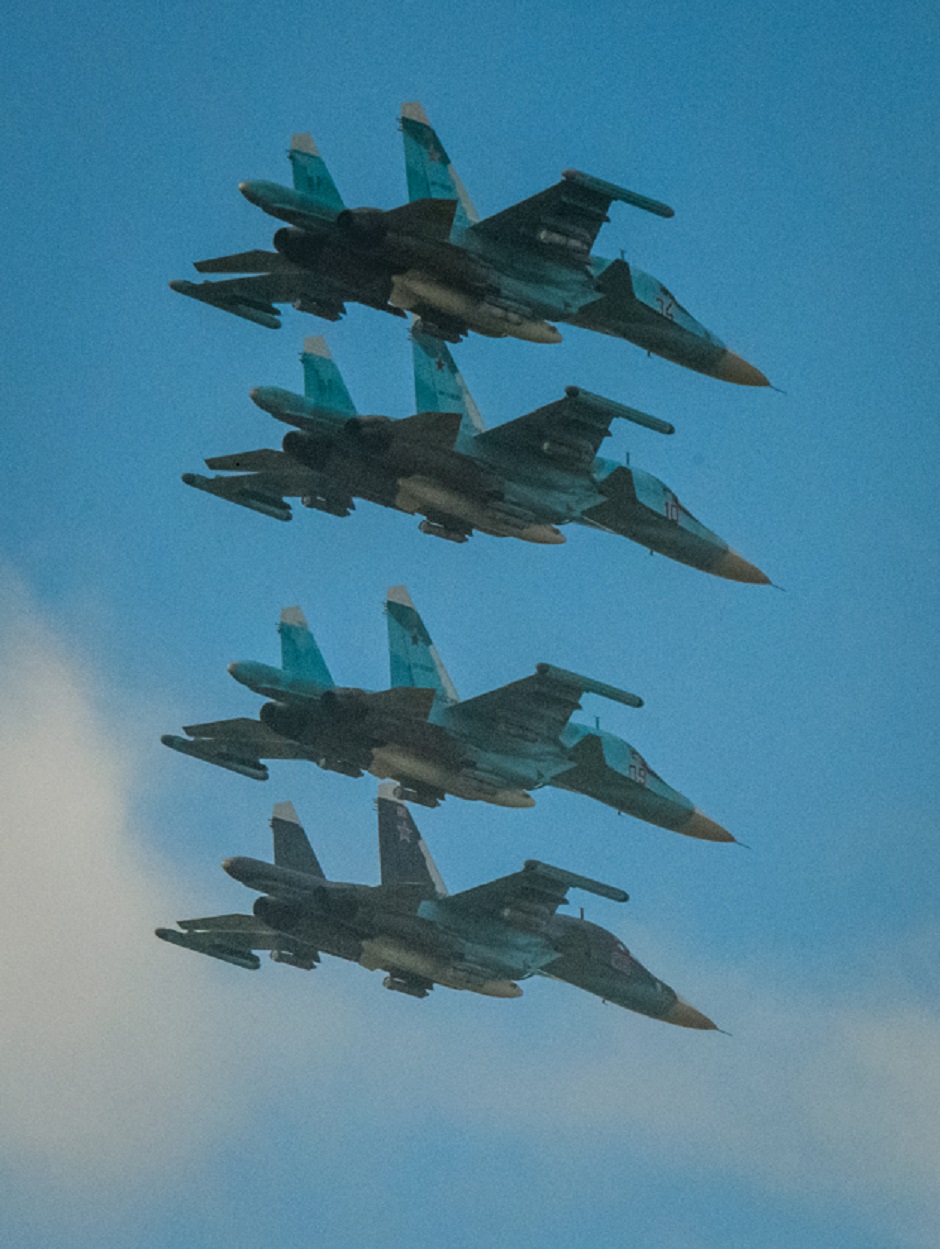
162,587,735,843
171,103,768,386
156,791,719,1028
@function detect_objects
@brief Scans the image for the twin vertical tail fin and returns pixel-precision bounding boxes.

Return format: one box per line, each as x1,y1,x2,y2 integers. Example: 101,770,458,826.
278,607,334,688
411,326,486,445
385,585,459,709
376,783,447,895
400,102,479,233
271,801,327,878
301,337,358,415
288,133,345,215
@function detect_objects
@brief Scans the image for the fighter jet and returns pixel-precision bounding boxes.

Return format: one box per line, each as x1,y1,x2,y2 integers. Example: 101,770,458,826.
156,791,718,1028
171,104,768,385
184,330,768,581
161,588,734,842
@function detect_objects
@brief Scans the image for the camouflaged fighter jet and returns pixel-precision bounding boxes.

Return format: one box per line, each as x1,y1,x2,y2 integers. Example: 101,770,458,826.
184,330,768,581
156,790,718,1028
161,588,734,842
171,103,768,385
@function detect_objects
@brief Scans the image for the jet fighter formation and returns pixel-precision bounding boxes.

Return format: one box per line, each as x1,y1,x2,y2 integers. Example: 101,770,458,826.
183,330,769,581
157,791,716,1028
171,103,769,385
162,586,732,842
158,100,777,1032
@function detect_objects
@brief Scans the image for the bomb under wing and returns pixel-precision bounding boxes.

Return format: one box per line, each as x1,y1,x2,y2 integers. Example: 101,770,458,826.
156,791,719,1029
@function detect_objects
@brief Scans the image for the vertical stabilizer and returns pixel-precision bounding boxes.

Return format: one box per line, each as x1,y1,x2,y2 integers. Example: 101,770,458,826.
288,133,345,213
411,327,486,444
385,585,458,708
301,337,358,415
376,783,447,895
271,802,326,878
400,102,479,233
278,607,334,688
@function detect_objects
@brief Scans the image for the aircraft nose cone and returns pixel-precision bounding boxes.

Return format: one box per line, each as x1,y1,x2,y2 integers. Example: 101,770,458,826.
713,549,771,585
663,996,719,1030
713,350,770,387
680,808,736,843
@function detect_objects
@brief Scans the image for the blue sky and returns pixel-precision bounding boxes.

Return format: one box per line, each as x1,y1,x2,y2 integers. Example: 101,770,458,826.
1,2,938,1247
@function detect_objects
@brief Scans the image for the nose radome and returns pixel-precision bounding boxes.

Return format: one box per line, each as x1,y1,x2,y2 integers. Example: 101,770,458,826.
663,996,719,1030
713,350,770,387
714,549,771,584
681,808,736,843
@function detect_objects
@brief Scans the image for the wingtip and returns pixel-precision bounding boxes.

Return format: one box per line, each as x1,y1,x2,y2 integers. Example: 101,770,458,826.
377,781,400,802
272,800,300,824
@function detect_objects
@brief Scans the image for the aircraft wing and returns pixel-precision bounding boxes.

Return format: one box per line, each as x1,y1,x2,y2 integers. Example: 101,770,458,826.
473,387,629,470
442,860,628,920
156,914,320,970
469,170,674,264
449,663,643,747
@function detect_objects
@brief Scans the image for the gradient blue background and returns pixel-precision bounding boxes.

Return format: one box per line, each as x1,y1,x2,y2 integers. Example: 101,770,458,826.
1,3,937,1247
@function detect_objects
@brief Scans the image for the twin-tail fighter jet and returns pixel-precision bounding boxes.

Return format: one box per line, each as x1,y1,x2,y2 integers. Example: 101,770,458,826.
162,587,734,842
156,789,717,1028
171,102,769,385
184,330,768,581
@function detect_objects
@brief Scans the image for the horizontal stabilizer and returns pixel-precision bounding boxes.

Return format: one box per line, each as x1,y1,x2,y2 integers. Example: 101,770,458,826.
535,663,643,709
161,732,269,780
193,250,295,275
384,196,458,241
203,449,286,473
170,279,282,329
155,926,261,970
182,471,292,522
521,860,628,903
391,409,463,448
361,685,437,723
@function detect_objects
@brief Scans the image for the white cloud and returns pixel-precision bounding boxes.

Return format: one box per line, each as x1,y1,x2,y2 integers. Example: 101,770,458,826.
0,566,935,1249
0,571,349,1193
